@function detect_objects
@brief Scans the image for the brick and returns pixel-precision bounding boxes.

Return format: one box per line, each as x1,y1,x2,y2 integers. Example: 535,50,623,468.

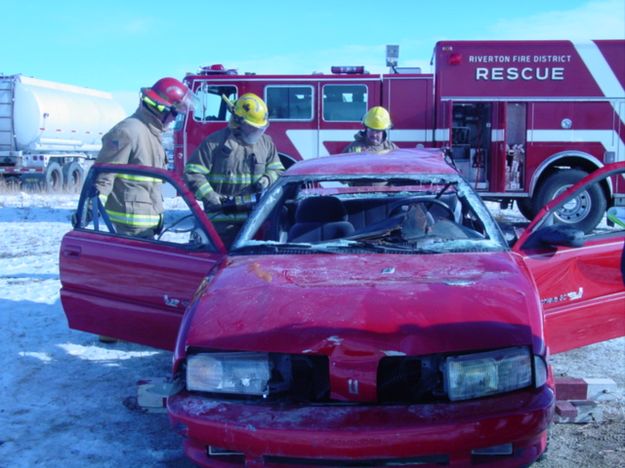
555,400,577,419
555,377,587,400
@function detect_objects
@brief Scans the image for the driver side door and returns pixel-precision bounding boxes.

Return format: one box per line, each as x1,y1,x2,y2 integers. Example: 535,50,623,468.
513,163,625,353
59,164,226,350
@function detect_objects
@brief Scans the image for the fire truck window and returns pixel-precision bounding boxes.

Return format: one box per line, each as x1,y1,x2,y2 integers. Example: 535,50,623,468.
266,86,313,120
323,85,368,121
193,84,237,122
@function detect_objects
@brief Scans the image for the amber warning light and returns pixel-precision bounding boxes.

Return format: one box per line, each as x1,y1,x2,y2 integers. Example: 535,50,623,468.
448,53,462,65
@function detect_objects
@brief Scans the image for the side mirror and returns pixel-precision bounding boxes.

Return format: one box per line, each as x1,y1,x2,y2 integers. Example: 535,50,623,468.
523,224,585,250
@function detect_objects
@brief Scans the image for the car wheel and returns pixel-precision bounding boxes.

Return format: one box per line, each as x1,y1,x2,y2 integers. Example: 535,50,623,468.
534,169,606,233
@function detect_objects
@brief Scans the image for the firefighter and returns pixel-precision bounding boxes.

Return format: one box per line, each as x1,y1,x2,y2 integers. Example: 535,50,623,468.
95,77,196,238
184,93,284,248
343,106,398,154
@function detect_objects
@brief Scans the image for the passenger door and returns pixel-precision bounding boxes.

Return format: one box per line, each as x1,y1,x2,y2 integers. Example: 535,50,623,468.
59,164,226,350
513,163,625,353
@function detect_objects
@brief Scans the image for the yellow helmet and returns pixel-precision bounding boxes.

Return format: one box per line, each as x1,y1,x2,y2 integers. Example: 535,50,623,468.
230,93,269,128
363,106,392,131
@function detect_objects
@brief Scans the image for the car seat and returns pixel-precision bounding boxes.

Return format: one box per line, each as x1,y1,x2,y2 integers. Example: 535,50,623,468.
287,196,355,242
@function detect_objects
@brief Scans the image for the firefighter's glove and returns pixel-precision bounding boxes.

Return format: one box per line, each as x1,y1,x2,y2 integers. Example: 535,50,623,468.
220,196,239,214
254,175,271,192
202,191,222,213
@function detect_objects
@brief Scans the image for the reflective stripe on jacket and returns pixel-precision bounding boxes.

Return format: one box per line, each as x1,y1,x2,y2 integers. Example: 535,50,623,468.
95,105,166,229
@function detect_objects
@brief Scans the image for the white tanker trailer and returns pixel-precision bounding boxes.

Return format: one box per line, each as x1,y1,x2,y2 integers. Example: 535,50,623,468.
0,74,127,191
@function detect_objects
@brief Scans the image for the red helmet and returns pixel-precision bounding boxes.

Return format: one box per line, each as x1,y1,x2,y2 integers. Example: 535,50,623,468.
141,77,195,114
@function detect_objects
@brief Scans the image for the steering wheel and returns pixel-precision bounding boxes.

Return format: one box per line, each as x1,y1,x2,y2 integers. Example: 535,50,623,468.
388,198,455,221
157,214,196,240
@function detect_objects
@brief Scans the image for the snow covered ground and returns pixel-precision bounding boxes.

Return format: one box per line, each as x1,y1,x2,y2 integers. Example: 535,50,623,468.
0,193,623,467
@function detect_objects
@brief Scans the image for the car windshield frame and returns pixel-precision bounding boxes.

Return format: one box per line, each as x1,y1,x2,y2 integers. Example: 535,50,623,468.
233,173,508,254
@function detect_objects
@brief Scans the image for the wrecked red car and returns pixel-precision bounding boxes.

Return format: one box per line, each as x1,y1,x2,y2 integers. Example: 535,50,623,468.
60,150,625,466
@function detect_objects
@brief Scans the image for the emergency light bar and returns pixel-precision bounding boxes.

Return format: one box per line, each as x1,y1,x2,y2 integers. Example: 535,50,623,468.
331,66,366,74
199,64,238,75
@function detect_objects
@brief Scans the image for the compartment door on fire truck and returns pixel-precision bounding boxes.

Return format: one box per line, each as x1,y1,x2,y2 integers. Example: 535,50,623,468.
450,102,492,189
513,162,625,354
59,165,226,351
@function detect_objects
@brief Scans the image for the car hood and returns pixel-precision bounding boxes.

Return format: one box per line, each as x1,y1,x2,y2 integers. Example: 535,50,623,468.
184,252,542,357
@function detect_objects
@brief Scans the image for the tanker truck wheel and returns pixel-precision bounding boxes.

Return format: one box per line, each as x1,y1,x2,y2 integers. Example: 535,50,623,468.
63,162,84,192
534,169,606,233
43,162,64,192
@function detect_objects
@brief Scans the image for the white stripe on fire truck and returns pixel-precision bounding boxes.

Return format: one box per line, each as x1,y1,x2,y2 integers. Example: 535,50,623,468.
530,129,624,162
574,41,625,122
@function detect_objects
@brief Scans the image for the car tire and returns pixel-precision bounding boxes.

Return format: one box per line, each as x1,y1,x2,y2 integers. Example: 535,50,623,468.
534,169,606,233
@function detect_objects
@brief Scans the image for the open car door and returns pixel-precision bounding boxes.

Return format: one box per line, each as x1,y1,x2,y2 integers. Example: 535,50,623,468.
513,162,625,354
59,164,227,350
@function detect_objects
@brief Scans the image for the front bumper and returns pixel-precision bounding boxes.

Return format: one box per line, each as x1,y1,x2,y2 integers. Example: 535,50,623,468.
168,385,554,466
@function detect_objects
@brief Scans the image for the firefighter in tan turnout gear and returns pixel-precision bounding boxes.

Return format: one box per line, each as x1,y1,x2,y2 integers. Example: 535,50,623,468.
184,93,284,247
343,106,398,154
95,77,196,237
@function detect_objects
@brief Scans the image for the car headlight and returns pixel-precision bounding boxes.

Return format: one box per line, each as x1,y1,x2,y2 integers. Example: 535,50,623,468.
444,347,532,401
186,352,271,396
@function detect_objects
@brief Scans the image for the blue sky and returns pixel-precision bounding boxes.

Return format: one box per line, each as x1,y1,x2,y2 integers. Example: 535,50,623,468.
4,0,624,115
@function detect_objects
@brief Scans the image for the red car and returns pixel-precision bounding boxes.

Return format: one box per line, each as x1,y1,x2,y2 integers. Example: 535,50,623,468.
60,150,625,466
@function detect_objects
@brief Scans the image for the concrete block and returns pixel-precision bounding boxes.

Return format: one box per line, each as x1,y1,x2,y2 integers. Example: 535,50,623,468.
570,400,601,423
137,377,174,413
585,378,618,401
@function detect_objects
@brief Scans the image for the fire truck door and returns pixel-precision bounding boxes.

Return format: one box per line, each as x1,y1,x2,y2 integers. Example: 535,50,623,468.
450,102,492,190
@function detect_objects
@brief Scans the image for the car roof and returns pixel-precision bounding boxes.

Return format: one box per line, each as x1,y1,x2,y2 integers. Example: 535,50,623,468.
285,148,458,177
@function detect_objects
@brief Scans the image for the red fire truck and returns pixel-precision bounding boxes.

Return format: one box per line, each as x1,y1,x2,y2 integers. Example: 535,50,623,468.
174,39,624,231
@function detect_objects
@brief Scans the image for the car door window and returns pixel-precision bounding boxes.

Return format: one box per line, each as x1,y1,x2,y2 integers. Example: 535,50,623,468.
521,175,625,250
75,168,217,251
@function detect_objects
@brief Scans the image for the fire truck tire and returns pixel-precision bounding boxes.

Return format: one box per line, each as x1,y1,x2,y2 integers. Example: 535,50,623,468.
43,162,64,192
63,162,84,192
516,198,536,220
534,169,606,233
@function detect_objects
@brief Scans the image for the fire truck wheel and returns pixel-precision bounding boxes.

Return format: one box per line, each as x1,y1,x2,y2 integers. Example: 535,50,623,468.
516,198,536,221
43,162,64,192
534,169,606,233
63,162,84,192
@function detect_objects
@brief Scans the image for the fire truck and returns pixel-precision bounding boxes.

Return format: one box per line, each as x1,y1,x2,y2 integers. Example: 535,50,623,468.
174,39,624,231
